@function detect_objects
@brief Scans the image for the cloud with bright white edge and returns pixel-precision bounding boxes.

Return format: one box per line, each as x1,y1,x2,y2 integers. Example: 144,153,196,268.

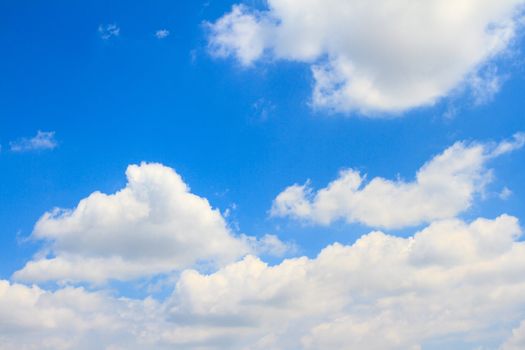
4,136,525,349
2,215,525,349
271,133,525,229
208,0,525,115
9,130,58,152
13,163,290,284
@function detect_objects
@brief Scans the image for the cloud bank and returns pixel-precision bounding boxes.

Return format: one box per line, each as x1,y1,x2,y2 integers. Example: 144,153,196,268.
2,215,525,349
3,135,525,349
208,0,525,114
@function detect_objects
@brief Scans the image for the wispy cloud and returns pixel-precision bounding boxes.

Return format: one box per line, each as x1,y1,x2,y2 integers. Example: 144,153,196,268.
98,24,120,40
155,29,170,39
9,131,58,152
251,98,276,122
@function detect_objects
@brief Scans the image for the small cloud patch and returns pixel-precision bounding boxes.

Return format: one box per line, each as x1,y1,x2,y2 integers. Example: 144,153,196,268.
99,24,120,40
155,29,170,39
10,131,58,153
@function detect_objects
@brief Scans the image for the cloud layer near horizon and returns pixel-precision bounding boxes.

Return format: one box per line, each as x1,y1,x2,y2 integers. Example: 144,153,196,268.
208,0,525,114
2,215,525,349
3,135,525,349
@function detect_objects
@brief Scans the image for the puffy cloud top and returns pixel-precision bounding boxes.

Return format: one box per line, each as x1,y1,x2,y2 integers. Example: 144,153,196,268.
14,163,251,283
271,133,525,229
3,135,525,348
2,215,525,349
208,0,525,114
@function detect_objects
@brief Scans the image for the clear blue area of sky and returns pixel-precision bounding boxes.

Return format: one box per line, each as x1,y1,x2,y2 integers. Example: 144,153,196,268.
1,0,524,280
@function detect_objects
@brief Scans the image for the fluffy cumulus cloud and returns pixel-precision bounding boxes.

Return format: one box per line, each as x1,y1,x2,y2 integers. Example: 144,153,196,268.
13,163,256,283
0,281,138,350
271,133,525,229
2,215,525,349
3,133,525,348
166,215,525,349
208,0,525,114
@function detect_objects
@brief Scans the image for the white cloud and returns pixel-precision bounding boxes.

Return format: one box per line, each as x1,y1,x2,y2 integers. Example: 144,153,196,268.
271,133,525,229
9,131,58,152
155,29,170,39
2,215,525,349
243,233,297,257
208,1,524,114
469,66,505,105
208,5,267,66
13,163,253,283
167,215,525,350
0,280,162,350
99,24,120,40
3,131,525,349
500,186,514,200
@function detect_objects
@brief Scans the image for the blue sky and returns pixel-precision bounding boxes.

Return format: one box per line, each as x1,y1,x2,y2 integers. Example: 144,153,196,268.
1,1,525,349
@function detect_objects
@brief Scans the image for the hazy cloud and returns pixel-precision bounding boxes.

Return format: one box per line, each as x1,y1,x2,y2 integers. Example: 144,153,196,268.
9,131,58,152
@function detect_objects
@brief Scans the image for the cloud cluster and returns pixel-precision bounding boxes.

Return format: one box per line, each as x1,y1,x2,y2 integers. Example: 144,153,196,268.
14,163,290,284
3,135,525,348
271,133,525,229
208,0,525,114
2,214,525,349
